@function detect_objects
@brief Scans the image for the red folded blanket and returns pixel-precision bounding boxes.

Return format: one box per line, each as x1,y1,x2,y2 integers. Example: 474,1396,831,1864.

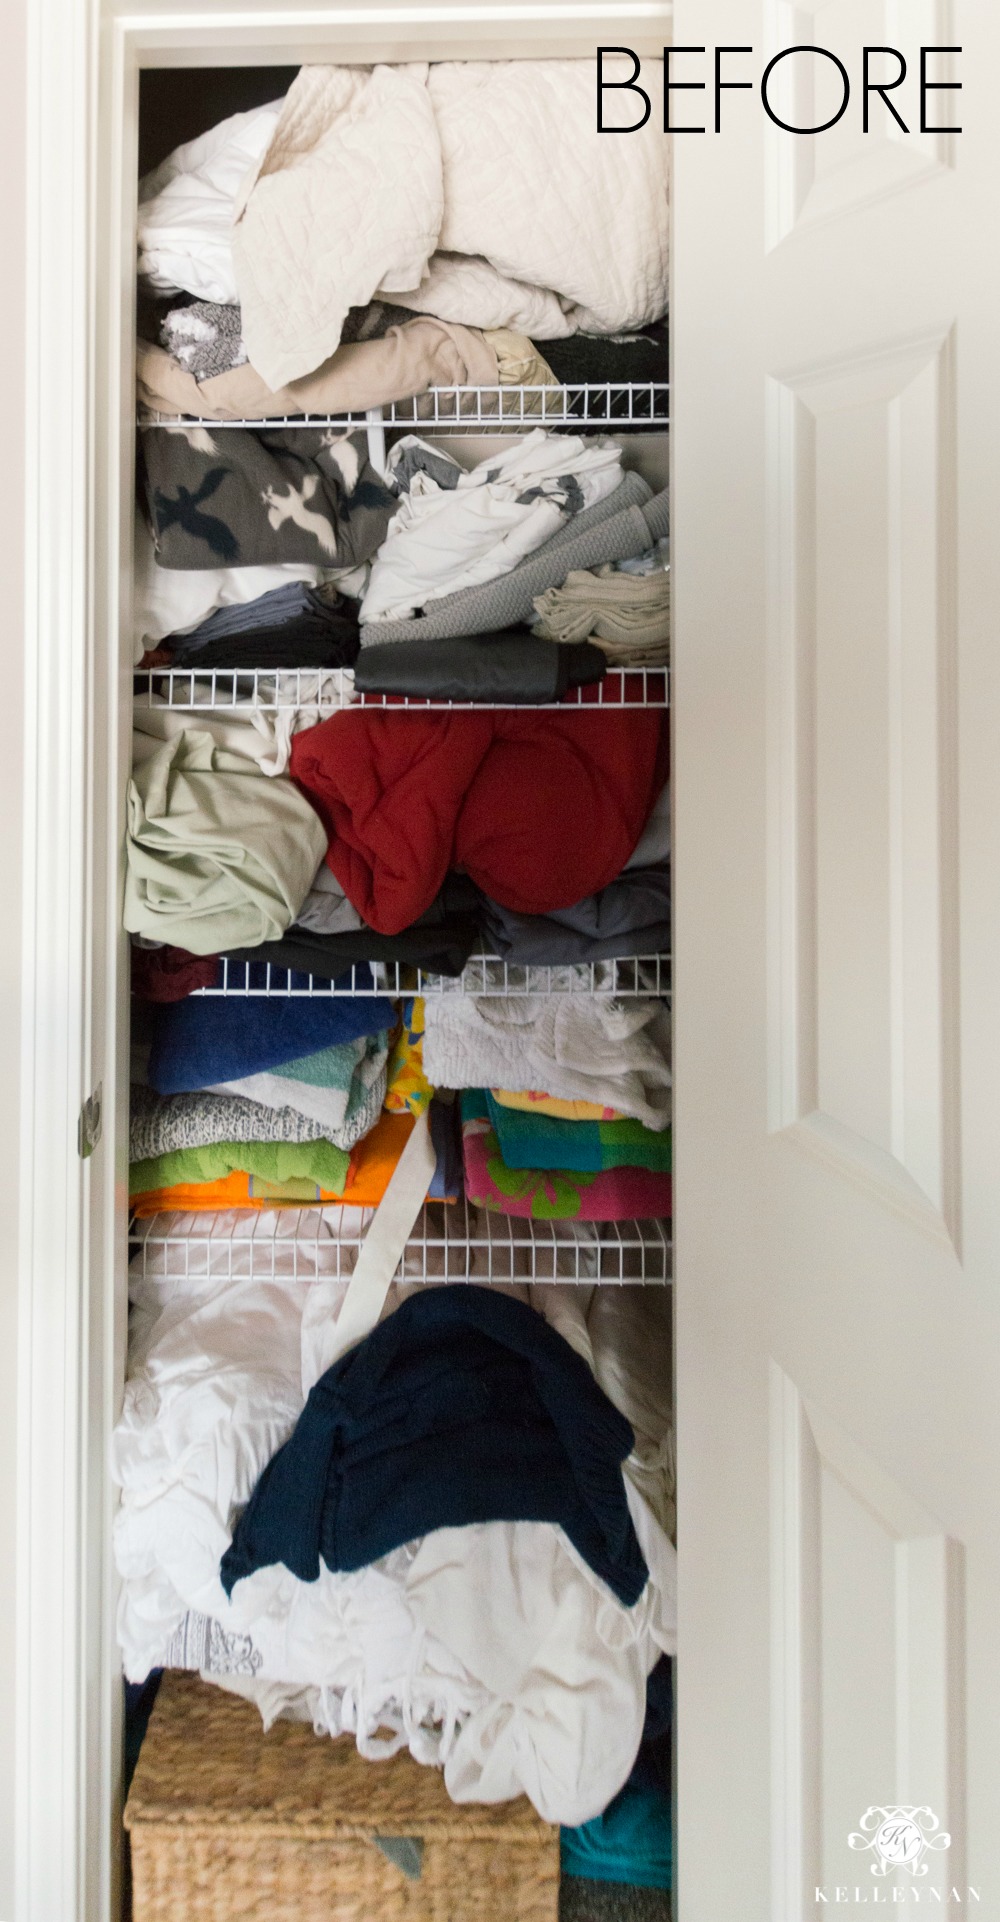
290,708,667,935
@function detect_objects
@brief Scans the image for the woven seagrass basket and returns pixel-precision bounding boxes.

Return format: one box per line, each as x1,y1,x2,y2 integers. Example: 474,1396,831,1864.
124,1671,560,1921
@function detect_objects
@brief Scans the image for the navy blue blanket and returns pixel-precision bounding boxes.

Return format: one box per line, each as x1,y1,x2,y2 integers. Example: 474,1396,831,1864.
221,1284,647,1607
147,968,394,1092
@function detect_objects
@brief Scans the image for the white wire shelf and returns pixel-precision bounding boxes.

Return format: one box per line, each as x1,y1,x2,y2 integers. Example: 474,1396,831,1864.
129,1201,672,1285
138,382,669,433
133,665,670,711
192,954,671,999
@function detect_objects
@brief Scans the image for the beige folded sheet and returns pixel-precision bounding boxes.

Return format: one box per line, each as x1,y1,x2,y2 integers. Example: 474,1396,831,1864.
136,314,500,421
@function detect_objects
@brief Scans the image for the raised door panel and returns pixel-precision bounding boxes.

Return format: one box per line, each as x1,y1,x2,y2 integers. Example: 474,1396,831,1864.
771,1369,966,1906
766,0,958,247
767,330,960,1241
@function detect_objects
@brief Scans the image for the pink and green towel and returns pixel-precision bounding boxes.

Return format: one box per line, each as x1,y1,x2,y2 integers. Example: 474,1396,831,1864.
461,1091,672,1222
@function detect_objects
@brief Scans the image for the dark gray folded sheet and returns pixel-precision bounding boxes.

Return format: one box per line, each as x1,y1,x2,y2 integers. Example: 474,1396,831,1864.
476,865,670,964
358,474,668,648
354,632,606,703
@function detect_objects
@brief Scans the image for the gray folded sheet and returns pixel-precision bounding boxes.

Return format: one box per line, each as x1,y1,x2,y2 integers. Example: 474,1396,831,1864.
358,474,669,648
477,865,671,965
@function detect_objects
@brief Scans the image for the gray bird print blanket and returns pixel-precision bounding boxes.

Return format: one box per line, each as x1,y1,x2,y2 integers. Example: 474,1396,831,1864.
140,425,396,570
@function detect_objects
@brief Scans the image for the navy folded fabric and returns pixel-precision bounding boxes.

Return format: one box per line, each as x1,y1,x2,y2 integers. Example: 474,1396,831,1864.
174,581,315,647
221,1283,646,1607
171,588,361,671
147,969,395,1093
224,920,480,982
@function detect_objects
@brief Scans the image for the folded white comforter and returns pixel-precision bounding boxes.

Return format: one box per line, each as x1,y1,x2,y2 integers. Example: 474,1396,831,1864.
423,994,673,1130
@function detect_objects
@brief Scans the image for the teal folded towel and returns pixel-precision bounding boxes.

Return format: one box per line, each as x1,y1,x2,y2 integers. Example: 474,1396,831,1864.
561,1783,672,1891
486,1091,671,1173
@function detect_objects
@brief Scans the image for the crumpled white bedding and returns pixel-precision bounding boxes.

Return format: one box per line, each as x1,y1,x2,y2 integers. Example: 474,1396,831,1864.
209,1509,672,1816
423,995,673,1131
113,1219,676,1824
235,59,669,387
386,252,576,339
232,64,445,394
138,102,284,304
137,62,669,391
421,60,668,335
359,429,624,625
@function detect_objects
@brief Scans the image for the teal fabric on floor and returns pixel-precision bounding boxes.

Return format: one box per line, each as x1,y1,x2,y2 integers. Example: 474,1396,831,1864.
486,1090,672,1174
561,1782,672,1891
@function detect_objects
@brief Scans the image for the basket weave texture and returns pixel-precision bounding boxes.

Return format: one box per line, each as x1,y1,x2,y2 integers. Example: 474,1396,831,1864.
125,1672,560,1921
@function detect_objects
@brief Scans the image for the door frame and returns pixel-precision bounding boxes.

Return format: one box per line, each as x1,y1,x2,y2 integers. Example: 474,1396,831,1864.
17,5,672,1917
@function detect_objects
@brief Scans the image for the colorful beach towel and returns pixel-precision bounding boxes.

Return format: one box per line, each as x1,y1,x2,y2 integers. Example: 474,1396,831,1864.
460,1091,671,1222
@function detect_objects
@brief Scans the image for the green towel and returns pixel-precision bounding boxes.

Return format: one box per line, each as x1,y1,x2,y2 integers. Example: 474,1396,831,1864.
486,1092,671,1173
129,1133,350,1197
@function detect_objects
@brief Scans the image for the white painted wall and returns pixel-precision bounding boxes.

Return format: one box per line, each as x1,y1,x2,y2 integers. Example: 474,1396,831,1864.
0,0,26,1908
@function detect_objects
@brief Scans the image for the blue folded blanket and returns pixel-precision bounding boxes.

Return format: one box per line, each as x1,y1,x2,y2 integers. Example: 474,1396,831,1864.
148,969,395,1093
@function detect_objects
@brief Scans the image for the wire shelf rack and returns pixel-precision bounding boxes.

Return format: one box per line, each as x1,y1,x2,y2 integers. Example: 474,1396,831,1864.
138,382,670,434
129,1201,672,1286
190,954,671,1000
133,665,670,711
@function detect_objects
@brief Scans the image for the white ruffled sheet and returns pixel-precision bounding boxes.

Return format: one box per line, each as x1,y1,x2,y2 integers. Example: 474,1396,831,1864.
113,1215,675,1824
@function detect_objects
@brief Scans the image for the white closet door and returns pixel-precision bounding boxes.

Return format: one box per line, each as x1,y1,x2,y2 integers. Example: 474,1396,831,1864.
673,4,1000,1914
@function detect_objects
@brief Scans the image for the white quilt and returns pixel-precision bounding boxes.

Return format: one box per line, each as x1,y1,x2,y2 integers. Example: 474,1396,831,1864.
232,65,445,394
423,60,668,337
232,58,669,388
384,252,577,339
